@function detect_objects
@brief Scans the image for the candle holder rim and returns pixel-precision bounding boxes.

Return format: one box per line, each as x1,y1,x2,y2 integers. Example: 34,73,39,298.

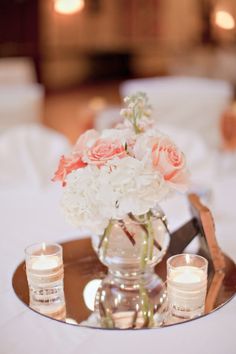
167,253,208,269
24,242,62,257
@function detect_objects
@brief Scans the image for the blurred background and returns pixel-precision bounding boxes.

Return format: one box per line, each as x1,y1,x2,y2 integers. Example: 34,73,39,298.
0,0,236,143
1,2,236,350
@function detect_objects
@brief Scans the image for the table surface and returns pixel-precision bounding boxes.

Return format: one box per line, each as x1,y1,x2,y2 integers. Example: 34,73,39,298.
1,124,236,354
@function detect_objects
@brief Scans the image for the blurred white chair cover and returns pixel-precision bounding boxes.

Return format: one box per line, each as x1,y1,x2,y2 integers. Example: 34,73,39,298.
0,124,71,190
0,84,44,132
0,57,36,84
94,106,121,132
120,76,233,146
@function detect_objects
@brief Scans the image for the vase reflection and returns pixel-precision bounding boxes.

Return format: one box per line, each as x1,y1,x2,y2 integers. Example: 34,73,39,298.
94,272,167,329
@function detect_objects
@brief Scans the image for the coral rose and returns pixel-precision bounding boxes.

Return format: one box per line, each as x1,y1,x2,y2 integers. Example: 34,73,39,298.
152,137,188,192
86,139,127,166
52,155,86,186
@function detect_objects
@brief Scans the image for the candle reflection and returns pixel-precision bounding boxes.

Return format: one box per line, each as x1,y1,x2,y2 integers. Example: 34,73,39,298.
94,273,167,329
83,279,102,311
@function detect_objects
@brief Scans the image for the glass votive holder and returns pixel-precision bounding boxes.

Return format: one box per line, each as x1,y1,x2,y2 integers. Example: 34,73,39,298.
25,242,65,318
167,254,208,320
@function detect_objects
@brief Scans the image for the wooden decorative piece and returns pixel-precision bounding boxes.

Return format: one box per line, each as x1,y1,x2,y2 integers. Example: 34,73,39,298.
188,193,225,272
168,193,234,312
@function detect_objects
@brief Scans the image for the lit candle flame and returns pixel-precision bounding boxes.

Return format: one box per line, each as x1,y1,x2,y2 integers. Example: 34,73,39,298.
186,254,190,264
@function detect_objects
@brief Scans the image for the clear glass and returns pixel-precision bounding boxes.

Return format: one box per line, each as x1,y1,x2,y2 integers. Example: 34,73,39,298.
167,254,208,321
94,272,167,329
92,207,170,277
25,242,65,319
91,207,170,328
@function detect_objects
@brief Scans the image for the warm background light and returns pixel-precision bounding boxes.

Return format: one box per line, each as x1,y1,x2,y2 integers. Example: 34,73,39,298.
215,10,235,30
54,0,84,15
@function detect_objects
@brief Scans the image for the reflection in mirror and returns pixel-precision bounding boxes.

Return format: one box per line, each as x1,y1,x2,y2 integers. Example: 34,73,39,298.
30,297,66,321
65,317,78,325
83,279,102,311
94,273,168,329
205,271,225,312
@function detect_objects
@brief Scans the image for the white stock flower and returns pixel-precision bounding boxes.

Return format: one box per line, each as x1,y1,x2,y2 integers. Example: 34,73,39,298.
100,128,134,145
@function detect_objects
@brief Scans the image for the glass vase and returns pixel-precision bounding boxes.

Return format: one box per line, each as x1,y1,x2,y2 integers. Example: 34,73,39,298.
91,206,170,328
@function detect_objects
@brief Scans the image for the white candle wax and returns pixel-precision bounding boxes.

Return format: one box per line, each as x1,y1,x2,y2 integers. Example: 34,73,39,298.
167,264,207,319
31,255,59,271
167,254,208,320
170,266,204,284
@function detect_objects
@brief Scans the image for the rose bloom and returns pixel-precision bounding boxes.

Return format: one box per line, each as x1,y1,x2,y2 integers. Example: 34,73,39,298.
86,138,127,166
152,137,188,192
52,155,86,186
73,129,99,158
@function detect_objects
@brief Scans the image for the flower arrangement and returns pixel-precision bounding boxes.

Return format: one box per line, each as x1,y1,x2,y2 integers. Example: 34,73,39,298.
52,92,189,236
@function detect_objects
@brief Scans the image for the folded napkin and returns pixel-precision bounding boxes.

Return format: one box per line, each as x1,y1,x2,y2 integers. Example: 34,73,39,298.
0,124,71,190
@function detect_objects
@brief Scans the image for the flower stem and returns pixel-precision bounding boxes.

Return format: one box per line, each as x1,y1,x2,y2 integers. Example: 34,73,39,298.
128,212,162,266
118,220,136,245
98,220,113,258
140,228,148,270
139,284,153,328
99,301,115,328
146,212,154,261
132,107,142,134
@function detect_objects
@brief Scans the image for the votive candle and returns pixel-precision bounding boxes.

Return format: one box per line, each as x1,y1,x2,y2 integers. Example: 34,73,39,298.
25,242,65,316
167,254,208,320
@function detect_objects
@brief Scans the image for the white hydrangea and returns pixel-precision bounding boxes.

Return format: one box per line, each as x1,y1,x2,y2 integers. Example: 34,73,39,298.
61,155,171,235
61,165,110,235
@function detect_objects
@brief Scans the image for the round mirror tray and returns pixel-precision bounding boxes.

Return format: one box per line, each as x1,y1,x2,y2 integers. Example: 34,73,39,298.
12,238,236,330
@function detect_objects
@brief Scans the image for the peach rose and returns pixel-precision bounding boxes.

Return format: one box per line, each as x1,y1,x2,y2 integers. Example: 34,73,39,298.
152,137,188,192
73,129,99,158
52,155,86,186
87,138,127,166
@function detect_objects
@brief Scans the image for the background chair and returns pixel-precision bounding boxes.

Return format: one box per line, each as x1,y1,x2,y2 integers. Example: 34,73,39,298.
0,57,37,84
0,57,44,133
0,124,71,190
120,76,233,147
0,84,44,133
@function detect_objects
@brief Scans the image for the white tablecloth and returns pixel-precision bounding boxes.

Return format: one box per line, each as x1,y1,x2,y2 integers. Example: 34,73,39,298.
0,126,235,354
